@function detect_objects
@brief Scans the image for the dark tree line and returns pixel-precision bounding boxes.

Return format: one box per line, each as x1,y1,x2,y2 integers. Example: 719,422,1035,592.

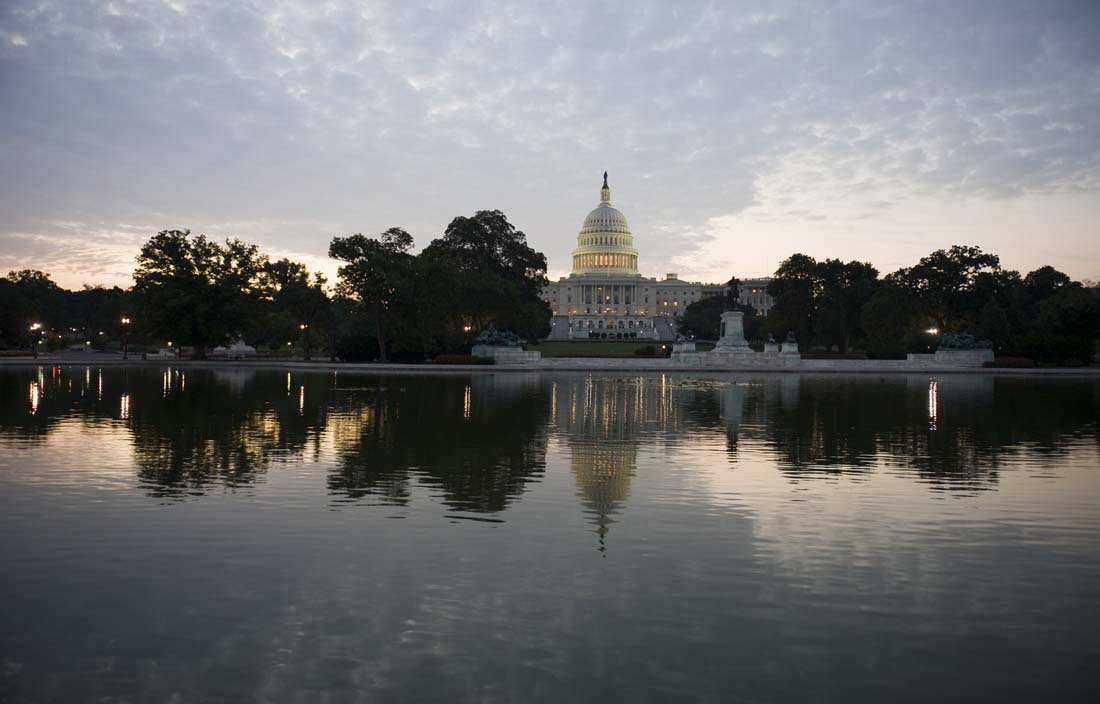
1,210,550,362
677,245,1099,365
0,270,131,352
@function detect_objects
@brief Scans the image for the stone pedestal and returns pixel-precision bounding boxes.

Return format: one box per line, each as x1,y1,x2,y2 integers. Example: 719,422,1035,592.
471,345,541,364
934,349,994,367
763,342,780,354
713,311,752,353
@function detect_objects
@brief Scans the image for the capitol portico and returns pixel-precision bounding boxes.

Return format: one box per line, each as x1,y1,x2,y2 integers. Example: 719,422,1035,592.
542,173,773,341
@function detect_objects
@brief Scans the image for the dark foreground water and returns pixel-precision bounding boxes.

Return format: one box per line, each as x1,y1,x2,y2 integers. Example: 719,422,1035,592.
1,367,1098,703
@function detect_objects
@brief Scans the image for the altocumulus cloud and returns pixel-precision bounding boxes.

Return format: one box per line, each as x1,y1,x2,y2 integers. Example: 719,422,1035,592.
1,0,1098,287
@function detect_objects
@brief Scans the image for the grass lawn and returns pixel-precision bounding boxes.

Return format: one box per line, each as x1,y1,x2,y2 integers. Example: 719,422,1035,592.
529,341,715,357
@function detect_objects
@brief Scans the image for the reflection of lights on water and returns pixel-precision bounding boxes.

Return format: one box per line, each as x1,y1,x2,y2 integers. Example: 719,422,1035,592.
181,373,186,391
287,372,292,395
97,370,103,400
299,385,305,415
29,383,39,415
463,385,471,419
928,378,938,431
163,369,170,397
120,394,131,419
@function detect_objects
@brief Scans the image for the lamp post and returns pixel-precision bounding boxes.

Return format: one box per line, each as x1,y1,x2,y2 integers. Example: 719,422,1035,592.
925,327,939,352
29,323,41,359
299,323,311,361
121,317,131,360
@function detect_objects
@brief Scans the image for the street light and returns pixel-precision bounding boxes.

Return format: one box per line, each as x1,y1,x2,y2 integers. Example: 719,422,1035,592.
299,323,310,360
121,317,131,360
29,323,41,359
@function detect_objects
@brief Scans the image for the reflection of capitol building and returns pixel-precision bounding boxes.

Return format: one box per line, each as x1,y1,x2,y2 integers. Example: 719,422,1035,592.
542,174,774,340
549,376,686,548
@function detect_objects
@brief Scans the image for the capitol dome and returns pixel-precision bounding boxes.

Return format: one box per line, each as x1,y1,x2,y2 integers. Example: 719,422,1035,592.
580,203,631,236
571,172,640,276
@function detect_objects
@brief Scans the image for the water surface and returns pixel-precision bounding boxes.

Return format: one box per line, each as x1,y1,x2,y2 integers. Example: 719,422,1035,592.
1,367,1098,702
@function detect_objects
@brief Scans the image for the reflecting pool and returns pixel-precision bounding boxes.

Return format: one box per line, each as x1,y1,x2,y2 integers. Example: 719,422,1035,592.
1,367,1098,702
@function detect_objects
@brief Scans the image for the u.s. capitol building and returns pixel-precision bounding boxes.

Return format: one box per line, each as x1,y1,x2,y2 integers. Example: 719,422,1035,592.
542,173,773,341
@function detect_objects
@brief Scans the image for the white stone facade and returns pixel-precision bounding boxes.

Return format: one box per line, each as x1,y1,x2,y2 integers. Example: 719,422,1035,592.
541,174,773,341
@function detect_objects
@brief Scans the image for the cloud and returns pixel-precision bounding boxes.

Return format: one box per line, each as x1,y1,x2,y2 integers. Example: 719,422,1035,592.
1,0,1099,288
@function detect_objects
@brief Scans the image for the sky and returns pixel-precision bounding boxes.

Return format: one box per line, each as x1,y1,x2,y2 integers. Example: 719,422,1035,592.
1,0,1098,290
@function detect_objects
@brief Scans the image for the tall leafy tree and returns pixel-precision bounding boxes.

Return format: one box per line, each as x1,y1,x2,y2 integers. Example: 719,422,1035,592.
814,260,879,353
890,245,1003,332
766,254,818,346
421,210,550,340
132,230,273,359
766,256,879,351
329,228,415,362
267,258,329,360
1,270,64,348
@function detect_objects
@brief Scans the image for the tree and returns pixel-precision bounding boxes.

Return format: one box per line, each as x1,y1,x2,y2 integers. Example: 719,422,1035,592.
267,258,329,360
766,254,818,346
766,255,878,351
3,270,64,328
329,228,415,362
891,245,1003,332
1027,287,1100,364
1024,265,1074,300
861,281,929,357
132,230,273,359
422,210,550,340
677,296,726,340
813,260,879,353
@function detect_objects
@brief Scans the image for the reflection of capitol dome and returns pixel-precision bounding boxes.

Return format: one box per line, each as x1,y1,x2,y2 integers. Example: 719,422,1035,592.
570,172,640,276
570,442,635,552
550,377,681,551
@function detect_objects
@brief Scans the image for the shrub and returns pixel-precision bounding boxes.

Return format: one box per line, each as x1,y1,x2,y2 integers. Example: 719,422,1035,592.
634,345,657,356
474,327,521,347
938,332,992,350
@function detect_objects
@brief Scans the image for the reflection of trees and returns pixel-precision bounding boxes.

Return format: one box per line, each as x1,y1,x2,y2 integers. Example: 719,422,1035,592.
128,369,335,497
0,366,118,443
719,375,1100,491
328,374,550,512
7,367,1097,506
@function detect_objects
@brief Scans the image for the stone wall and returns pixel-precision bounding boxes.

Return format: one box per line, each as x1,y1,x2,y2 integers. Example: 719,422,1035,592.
471,345,542,365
